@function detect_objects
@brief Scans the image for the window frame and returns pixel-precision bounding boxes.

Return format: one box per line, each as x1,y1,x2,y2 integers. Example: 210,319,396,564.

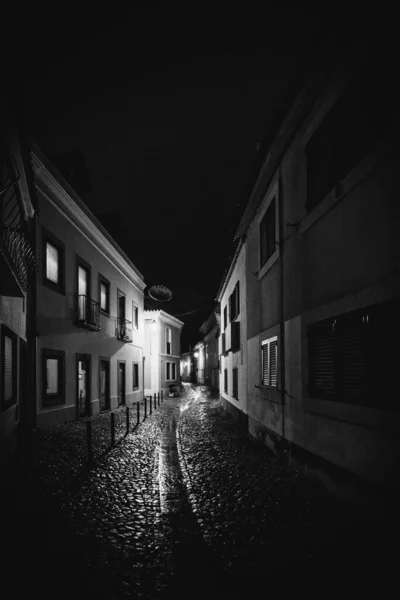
132,361,139,390
166,326,172,355
232,367,238,399
132,302,139,330
42,348,66,407
171,362,176,381
42,227,65,295
261,336,278,388
1,324,18,411
99,274,110,315
166,361,171,381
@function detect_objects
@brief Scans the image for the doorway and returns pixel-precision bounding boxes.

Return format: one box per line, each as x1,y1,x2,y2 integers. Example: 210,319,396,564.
77,354,91,418
99,358,110,412
118,361,126,406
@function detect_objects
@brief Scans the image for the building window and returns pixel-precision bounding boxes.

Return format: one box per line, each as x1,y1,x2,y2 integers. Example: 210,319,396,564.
43,230,65,293
224,368,228,393
132,362,139,389
231,321,241,352
229,282,240,322
306,67,391,212
307,298,399,407
42,348,65,407
132,302,139,330
99,275,110,314
224,306,227,330
172,363,176,380
166,327,172,354
166,362,171,381
232,367,238,399
261,336,278,387
1,325,18,410
259,198,276,267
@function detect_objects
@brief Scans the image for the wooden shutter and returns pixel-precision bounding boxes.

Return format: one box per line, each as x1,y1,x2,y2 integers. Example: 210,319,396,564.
270,340,277,387
4,335,13,402
262,343,269,385
308,322,335,396
336,313,367,401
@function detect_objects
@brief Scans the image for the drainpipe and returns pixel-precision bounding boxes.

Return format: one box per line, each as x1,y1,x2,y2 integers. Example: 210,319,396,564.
278,165,286,444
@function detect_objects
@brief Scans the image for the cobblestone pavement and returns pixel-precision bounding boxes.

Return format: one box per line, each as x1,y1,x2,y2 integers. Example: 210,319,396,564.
1,385,396,599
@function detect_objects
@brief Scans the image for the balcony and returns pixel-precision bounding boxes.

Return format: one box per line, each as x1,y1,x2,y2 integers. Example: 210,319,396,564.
116,318,132,343
1,147,38,295
76,295,100,331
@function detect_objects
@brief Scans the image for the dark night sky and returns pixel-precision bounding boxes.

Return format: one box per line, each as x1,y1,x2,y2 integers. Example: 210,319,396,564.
4,7,375,349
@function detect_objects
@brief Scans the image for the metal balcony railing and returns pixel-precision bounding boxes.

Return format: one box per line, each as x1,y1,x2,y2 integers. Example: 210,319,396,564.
116,318,132,342
1,147,38,293
76,294,101,330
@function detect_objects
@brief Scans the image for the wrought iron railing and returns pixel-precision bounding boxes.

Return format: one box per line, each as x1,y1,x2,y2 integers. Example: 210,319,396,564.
116,318,132,342
76,294,100,330
0,146,38,293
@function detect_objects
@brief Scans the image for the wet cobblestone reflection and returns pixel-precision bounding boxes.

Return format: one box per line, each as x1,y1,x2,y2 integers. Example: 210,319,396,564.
1,385,393,599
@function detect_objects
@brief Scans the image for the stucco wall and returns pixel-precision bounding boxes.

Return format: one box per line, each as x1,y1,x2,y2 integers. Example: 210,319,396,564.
36,189,144,430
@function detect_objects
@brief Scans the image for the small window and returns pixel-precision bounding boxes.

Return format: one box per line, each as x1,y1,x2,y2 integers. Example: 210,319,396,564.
1,324,18,410
261,336,278,387
232,367,238,399
172,362,176,380
166,362,171,380
224,368,228,393
132,303,139,330
43,230,65,293
166,327,172,354
132,362,139,389
42,348,65,406
229,282,240,322
99,275,110,314
224,306,227,330
260,198,276,267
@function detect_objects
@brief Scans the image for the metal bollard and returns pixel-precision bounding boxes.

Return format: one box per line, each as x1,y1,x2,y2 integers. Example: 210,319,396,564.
111,412,115,446
126,406,130,435
144,396,147,419
149,394,152,415
158,392,160,406
154,393,157,410
86,421,93,465
137,401,140,425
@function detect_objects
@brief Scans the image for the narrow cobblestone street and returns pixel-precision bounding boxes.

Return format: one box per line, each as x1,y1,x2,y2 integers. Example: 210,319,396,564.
2,384,396,598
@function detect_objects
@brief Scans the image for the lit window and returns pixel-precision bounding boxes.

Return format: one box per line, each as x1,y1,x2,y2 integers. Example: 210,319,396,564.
99,276,110,313
46,242,59,283
261,336,278,387
46,358,59,394
42,349,65,406
166,327,172,354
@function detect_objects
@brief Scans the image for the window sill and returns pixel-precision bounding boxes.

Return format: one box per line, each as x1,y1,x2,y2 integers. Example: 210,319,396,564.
258,249,279,281
259,385,282,404
100,309,110,317
42,279,65,295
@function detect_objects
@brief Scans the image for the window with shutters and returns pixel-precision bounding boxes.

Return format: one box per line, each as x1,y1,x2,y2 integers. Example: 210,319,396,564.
232,367,238,399
224,368,228,393
229,282,240,322
42,348,65,407
231,321,241,352
132,362,139,389
260,198,276,267
1,324,18,410
307,297,400,407
261,336,278,387
42,229,65,294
